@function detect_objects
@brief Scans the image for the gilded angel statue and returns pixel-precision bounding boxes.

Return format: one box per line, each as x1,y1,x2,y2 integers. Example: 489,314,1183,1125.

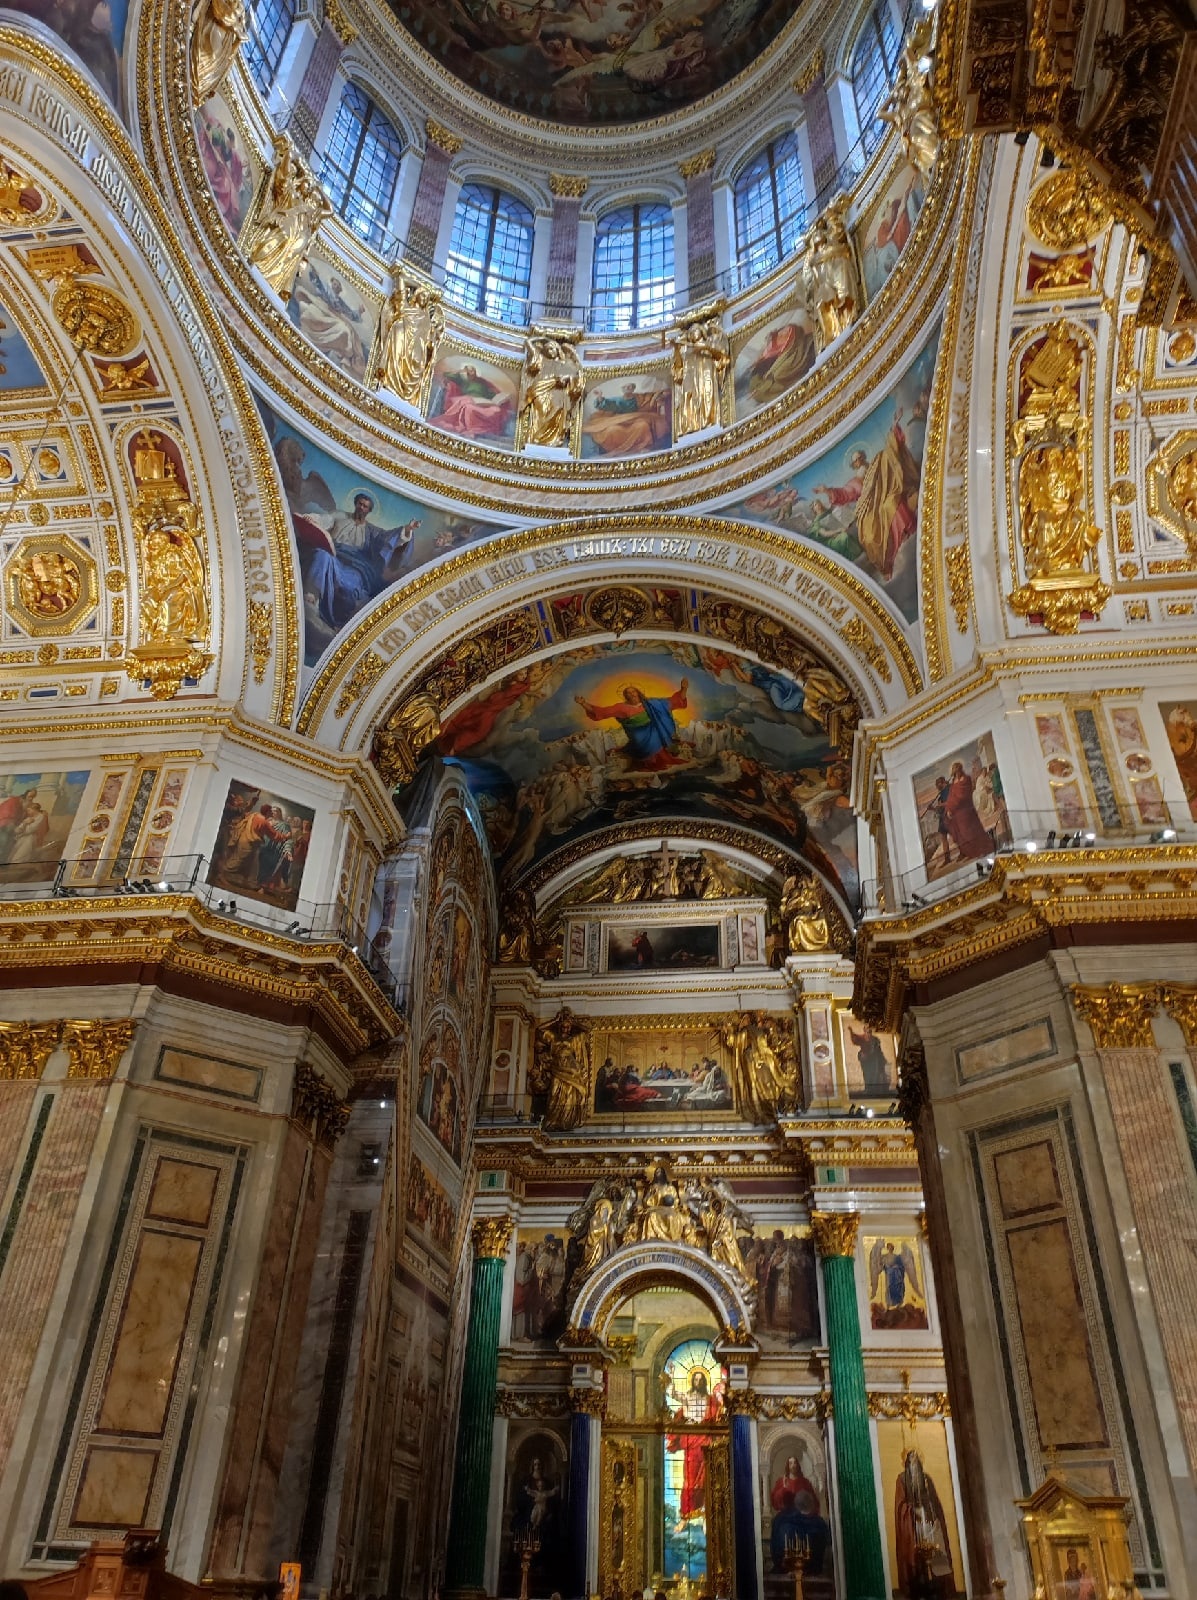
375,269,445,407
519,329,584,450
245,134,332,301
190,0,248,106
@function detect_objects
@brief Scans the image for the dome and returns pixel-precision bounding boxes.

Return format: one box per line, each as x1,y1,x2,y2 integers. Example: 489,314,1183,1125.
382,0,803,126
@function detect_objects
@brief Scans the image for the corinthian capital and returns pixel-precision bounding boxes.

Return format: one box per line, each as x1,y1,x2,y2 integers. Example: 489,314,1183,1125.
472,1215,515,1259
1071,983,1161,1050
1162,985,1197,1047
810,1209,860,1259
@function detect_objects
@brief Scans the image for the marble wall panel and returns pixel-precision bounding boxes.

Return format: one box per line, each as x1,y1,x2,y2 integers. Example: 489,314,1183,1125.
0,1079,41,1211
154,1047,263,1102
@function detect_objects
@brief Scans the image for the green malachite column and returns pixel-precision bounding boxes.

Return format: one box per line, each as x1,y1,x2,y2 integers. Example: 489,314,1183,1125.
812,1210,887,1600
445,1215,514,1598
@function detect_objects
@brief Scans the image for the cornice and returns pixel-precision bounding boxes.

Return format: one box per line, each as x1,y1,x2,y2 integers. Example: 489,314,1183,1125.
853,848,1197,1031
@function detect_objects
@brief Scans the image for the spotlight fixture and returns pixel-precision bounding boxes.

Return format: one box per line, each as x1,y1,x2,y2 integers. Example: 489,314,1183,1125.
975,860,988,880
1083,831,1096,846
1045,830,1057,847
1151,827,1178,843
286,920,302,934
217,899,228,912
156,881,171,892
229,899,238,913
910,892,928,908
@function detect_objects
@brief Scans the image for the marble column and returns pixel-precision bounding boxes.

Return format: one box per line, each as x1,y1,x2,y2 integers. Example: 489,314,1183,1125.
811,1210,886,1600
797,54,839,199
406,121,462,273
1073,983,1197,1479
289,19,344,157
729,1408,759,1600
545,175,587,318
567,1378,602,1599
680,149,717,302
445,1215,514,1598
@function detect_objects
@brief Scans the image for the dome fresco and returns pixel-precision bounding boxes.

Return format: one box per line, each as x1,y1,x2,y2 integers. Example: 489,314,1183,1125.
383,0,800,124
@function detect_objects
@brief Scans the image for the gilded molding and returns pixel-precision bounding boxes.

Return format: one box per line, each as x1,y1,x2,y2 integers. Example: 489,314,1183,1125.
1071,983,1161,1051
0,1020,62,1079
679,149,716,180
1162,985,1197,1047
810,1209,860,1259
424,118,461,155
867,1390,950,1421
247,598,272,685
794,50,825,93
568,1385,606,1416
62,1018,136,1078
472,1214,515,1258
945,543,971,633
548,173,588,198
728,1389,831,1421
495,1389,570,1418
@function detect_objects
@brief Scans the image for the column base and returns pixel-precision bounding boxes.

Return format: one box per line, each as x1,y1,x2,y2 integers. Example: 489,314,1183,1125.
443,1587,488,1600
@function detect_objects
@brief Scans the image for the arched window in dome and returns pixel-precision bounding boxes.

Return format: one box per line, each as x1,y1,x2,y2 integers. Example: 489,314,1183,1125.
733,131,807,287
321,82,403,250
851,0,901,155
444,183,535,325
590,202,675,333
244,0,293,92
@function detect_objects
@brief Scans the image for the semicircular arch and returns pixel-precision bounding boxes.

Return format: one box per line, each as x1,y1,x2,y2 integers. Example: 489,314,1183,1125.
565,1242,757,1348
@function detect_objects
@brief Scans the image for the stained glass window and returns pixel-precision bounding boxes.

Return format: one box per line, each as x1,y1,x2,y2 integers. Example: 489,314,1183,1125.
590,203,675,333
851,0,902,155
244,0,293,92
444,183,535,325
734,132,808,287
662,1338,725,1582
321,83,403,251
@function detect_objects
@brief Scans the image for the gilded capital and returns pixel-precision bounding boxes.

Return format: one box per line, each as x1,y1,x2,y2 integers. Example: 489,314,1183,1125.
472,1215,515,1258
63,1019,136,1079
322,0,357,41
679,149,716,180
568,1384,606,1416
810,1209,860,1259
0,1020,62,1080
1071,983,1160,1050
794,49,825,93
549,173,588,199
1162,985,1197,1047
425,119,462,155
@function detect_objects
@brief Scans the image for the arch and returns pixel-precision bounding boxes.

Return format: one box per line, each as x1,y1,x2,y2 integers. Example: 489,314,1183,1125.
564,1243,757,1349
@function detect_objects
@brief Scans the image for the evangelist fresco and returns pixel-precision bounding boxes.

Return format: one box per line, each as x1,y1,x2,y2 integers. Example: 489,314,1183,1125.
912,732,1011,881
733,303,817,419
0,301,47,391
498,1424,569,1596
440,640,860,902
759,1423,833,1594
256,394,496,665
195,94,257,236
288,256,379,384
730,330,939,623
7,0,127,112
406,1153,454,1256
1161,700,1197,820
592,1025,734,1114
207,778,314,910
859,164,926,303
865,1235,929,1331
511,1229,574,1343
0,769,88,883
383,0,798,126
605,922,720,971
839,1012,897,1097
580,371,672,457
427,350,519,449
875,1420,964,1599
742,1228,819,1346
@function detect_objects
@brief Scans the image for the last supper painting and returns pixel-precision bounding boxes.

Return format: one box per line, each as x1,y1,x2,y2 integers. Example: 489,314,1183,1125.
383,0,798,124
439,640,858,902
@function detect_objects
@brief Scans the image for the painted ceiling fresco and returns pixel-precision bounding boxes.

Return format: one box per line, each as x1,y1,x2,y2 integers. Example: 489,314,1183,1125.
726,328,940,625
439,639,858,902
386,0,798,124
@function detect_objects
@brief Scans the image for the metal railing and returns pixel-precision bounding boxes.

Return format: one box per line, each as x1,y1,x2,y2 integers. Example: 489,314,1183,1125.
0,854,407,1010
860,805,1197,916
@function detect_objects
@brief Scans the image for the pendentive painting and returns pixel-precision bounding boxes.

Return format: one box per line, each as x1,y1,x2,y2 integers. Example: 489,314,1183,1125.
511,1229,574,1344
206,779,314,910
256,394,494,665
288,255,380,384
859,164,926,303
498,1424,569,1597
759,1422,834,1597
0,300,48,392
592,1025,734,1115
580,371,672,458
605,922,721,972
382,0,797,125
440,639,860,905
743,1229,820,1347
838,1012,898,1097
733,303,817,419
0,769,89,883
7,0,129,114
875,1419,964,1600
1161,700,1197,820
416,1019,463,1164
865,1235,929,1331
195,95,258,237
912,731,1012,881
427,350,519,449
731,329,939,624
